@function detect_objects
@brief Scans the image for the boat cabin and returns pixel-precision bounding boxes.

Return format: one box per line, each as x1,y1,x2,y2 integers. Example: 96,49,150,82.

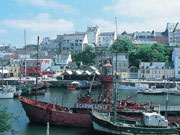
143,112,168,127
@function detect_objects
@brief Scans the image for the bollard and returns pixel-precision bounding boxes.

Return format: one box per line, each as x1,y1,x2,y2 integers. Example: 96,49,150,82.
46,122,49,135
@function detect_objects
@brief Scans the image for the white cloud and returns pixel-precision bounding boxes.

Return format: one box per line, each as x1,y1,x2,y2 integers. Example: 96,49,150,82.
14,0,76,13
104,0,180,19
0,29,7,34
91,18,170,33
1,13,74,33
103,0,180,32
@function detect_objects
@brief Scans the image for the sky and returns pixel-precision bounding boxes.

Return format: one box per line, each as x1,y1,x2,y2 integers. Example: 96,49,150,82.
1,0,180,47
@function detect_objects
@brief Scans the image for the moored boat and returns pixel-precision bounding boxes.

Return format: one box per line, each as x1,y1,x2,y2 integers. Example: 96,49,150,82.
91,110,180,135
0,91,14,99
17,84,47,96
66,81,79,90
117,83,149,91
19,96,91,127
0,85,15,99
137,89,165,94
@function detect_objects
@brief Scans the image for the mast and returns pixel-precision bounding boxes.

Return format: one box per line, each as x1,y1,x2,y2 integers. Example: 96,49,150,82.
1,60,3,86
113,17,118,123
113,52,118,123
165,81,169,119
24,30,27,81
89,73,96,93
35,36,39,101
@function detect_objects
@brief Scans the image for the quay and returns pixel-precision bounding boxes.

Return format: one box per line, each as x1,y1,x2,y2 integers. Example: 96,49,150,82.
119,79,180,88
2,77,101,87
1,77,180,88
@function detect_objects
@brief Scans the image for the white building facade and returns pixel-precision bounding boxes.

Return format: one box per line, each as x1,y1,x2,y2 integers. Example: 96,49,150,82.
166,23,180,46
61,32,88,54
86,26,100,45
132,31,157,45
172,48,180,78
139,62,174,80
98,32,117,47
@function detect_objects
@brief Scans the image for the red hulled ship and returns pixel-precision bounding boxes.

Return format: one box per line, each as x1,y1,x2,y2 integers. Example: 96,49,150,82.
19,96,91,127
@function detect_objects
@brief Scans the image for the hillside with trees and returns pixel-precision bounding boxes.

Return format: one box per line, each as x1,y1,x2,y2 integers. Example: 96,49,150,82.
72,39,173,68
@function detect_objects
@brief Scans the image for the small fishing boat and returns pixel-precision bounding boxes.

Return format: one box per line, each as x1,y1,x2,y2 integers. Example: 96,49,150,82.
0,85,14,99
137,87,180,95
0,91,14,99
17,84,47,96
117,83,149,91
77,80,91,89
66,81,79,90
91,110,180,135
137,89,165,95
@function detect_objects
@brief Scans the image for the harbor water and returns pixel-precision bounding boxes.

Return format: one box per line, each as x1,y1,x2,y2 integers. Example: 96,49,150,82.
1,87,180,135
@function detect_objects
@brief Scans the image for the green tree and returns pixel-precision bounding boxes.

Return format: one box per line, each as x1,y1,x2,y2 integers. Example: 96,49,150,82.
129,43,169,67
110,38,134,53
73,45,96,65
0,105,16,134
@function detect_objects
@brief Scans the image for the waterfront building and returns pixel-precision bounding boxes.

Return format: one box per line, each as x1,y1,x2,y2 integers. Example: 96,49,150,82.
86,26,100,45
112,53,129,79
139,62,174,80
95,52,129,78
0,52,18,60
154,32,168,45
166,23,180,46
118,31,133,40
54,53,72,69
41,35,63,55
0,44,16,53
0,68,10,78
95,51,112,72
98,32,117,47
20,59,53,76
24,44,39,51
61,32,88,54
133,31,154,41
9,59,21,77
172,48,180,79
132,31,157,45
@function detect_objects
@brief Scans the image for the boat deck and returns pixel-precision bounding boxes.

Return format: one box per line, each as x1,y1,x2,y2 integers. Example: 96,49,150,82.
154,105,180,112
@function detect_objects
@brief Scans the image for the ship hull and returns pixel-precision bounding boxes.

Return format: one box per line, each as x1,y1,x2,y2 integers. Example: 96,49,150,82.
19,97,91,127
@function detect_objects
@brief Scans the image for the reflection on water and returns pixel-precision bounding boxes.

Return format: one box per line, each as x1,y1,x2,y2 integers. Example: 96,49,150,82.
1,88,180,135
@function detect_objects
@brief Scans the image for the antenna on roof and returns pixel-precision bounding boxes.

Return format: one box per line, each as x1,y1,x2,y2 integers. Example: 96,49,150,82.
115,17,118,39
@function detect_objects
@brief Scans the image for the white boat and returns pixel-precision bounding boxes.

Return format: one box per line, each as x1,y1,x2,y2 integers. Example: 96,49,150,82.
0,85,14,99
138,87,180,95
117,83,149,91
137,89,165,94
0,85,22,99
0,91,14,99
